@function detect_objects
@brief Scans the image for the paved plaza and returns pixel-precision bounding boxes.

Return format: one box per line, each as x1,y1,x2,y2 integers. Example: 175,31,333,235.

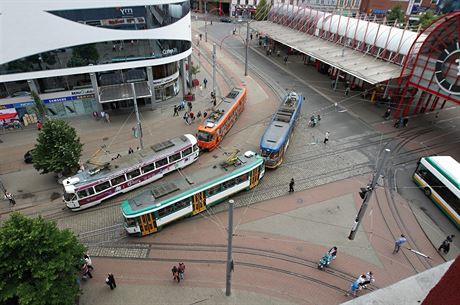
1,17,459,305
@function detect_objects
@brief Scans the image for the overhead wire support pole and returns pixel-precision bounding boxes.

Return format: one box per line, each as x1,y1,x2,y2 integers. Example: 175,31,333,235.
212,43,216,100
225,199,234,296
204,1,208,43
348,148,391,240
245,20,249,76
131,82,144,150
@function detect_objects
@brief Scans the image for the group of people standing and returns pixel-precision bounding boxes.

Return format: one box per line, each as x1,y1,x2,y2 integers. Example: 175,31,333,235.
92,111,110,123
171,263,186,283
346,271,375,297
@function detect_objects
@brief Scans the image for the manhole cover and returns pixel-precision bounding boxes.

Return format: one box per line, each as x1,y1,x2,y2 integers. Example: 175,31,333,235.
103,137,109,141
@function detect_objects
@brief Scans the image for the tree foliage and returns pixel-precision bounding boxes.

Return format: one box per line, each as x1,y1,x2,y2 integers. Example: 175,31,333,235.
32,119,83,175
387,5,405,24
418,10,438,29
67,44,99,67
0,213,86,305
31,91,47,122
255,0,271,21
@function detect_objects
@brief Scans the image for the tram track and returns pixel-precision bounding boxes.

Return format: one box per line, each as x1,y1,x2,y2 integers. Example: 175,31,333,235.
90,241,378,294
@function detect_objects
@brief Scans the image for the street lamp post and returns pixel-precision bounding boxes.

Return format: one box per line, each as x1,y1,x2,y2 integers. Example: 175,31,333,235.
130,82,144,150
212,43,216,100
204,1,208,43
225,199,234,296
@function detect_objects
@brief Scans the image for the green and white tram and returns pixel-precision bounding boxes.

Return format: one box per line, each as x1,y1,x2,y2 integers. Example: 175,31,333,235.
413,156,460,228
121,151,265,236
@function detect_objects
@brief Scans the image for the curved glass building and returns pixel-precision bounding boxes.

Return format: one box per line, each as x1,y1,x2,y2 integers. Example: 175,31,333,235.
0,0,192,119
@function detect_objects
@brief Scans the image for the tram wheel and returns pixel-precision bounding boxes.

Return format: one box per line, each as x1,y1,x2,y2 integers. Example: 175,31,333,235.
424,187,431,197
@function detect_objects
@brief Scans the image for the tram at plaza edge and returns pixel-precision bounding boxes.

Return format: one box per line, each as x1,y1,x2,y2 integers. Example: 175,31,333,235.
63,134,199,211
197,87,247,151
260,92,303,168
413,156,460,228
121,150,264,236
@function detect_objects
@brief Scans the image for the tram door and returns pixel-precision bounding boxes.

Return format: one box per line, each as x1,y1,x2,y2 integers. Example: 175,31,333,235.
139,213,157,236
250,166,260,189
192,192,206,215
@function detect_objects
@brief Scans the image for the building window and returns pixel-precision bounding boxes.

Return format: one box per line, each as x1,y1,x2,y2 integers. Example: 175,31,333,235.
48,2,190,31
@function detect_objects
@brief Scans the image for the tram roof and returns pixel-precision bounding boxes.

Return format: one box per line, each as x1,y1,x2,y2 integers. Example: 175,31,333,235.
65,135,194,188
260,92,302,151
251,21,403,84
199,87,246,132
425,156,460,190
121,151,263,217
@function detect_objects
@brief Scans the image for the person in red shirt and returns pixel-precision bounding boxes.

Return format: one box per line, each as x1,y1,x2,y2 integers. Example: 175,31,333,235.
36,121,42,131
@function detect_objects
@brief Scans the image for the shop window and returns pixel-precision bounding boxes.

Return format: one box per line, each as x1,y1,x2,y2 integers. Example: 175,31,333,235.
127,169,141,179
110,175,126,186
94,181,111,192
141,163,156,173
155,158,168,168
168,152,181,163
182,147,192,157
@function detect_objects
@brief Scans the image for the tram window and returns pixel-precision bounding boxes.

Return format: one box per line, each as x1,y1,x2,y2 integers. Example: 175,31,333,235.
127,169,141,180
141,163,155,173
197,131,213,142
94,181,111,193
173,198,190,211
168,152,181,163
111,175,126,186
207,184,222,196
155,158,168,168
182,147,192,157
223,178,236,189
158,204,174,218
77,187,95,198
125,218,136,227
235,173,249,184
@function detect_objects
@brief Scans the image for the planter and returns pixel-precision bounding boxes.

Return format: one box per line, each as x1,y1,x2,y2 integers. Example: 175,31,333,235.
184,94,195,101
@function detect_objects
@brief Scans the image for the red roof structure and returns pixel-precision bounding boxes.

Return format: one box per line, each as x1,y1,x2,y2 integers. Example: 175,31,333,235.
422,256,460,305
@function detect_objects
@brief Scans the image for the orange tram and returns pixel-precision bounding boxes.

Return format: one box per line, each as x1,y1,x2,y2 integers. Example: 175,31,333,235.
197,87,246,151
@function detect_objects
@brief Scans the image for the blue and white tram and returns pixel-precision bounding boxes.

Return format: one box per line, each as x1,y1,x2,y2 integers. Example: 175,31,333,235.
259,92,303,168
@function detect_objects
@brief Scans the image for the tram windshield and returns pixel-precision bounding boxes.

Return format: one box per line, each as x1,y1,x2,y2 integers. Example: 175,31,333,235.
197,131,213,142
63,189,76,201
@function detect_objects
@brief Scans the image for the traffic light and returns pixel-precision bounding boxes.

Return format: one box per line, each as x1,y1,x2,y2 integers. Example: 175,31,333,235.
359,187,369,199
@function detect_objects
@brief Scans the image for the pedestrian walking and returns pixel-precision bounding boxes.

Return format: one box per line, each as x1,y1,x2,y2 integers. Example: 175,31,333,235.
203,111,208,119
187,101,192,112
81,263,93,279
331,79,336,89
128,147,134,154
84,254,94,271
100,111,106,121
344,86,350,96
36,121,42,131
203,78,208,88
132,126,138,138
183,112,190,125
250,33,253,40
438,235,455,254
199,33,202,41
172,265,180,283
284,55,288,64
173,105,179,116
345,277,363,297
178,262,186,280
197,111,202,120
190,111,195,123
105,112,110,123
323,131,329,144
106,273,116,290
393,234,407,253
359,271,375,289
289,178,295,193
5,192,16,207
383,108,391,120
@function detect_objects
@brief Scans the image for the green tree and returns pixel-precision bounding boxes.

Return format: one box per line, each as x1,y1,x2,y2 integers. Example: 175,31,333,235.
31,91,47,122
67,44,99,67
32,119,83,175
0,213,86,305
255,0,271,21
387,5,405,24
418,10,438,29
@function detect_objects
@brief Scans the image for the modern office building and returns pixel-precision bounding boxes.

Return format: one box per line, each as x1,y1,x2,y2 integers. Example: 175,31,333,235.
0,0,192,120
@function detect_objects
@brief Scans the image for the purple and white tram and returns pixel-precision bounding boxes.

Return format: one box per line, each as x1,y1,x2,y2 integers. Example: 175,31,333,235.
63,134,199,211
